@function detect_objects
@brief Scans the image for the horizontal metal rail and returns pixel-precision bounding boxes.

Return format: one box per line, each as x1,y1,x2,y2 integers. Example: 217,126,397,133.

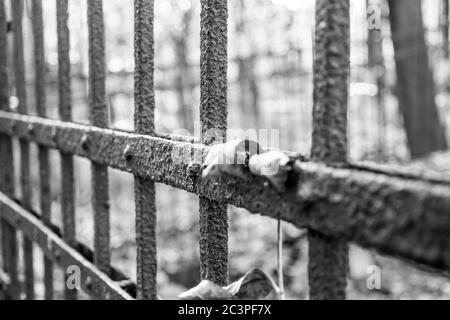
0,191,133,300
0,110,449,271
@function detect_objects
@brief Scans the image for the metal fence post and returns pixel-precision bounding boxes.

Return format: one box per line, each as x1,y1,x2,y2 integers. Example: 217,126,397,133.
308,0,350,300
32,0,53,300
87,0,111,292
56,0,77,300
134,0,157,300
199,0,229,287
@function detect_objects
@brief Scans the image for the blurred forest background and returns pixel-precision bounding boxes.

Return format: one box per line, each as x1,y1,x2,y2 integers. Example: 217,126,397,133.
4,0,450,299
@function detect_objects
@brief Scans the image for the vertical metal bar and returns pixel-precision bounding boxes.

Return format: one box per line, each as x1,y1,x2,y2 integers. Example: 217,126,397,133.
12,0,34,300
134,0,157,300
443,0,449,59
87,0,110,278
56,0,77,300
0,0,19,300
199,0,228,287
308,0,350,300
0,0,13,197
32,0,53,300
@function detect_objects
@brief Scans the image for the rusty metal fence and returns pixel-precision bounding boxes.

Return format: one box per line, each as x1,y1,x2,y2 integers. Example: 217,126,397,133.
0,0,449,300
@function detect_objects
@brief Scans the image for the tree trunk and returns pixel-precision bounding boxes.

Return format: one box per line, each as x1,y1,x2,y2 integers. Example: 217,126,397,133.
388,0,448,159
235,0,260,128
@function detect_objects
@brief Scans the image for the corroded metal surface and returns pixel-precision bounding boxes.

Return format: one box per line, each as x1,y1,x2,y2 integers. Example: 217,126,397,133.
294,161,450,272
88,0,111,279
0,0,447,303
56,0,72,123
134,0,157,300
1,112,449,271
0,192,133,300
32,0,53,300
56,0,77,300
311,0,350,165
0,0,18,301
308,230,348,300
309,0,351,300
199,0,229,287
0,0,12,199
12,0,34,300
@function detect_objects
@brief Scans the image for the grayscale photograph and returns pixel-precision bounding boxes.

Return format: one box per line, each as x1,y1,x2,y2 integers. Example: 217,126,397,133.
0,0,449,308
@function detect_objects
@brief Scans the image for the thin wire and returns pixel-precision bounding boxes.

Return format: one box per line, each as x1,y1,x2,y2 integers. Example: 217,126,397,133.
277,213,285,300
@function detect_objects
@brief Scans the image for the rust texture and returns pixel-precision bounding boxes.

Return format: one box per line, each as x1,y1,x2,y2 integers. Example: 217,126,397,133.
1,0,449,301
12,0,35,300
32,0,53,300
0,192,133,300
0,2,11,198
308,0,351,300
134,0,157,300
0,112,450,272
57,0,72,124
200,0,228,144
0,0,19,300
312,0,349,164
88,0,111,278
4,191,137,298
293,161,450,271
56,0,77,300
199,0,229,287
308,231,348,300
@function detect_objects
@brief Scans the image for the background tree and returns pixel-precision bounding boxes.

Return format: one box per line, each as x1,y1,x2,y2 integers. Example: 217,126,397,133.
388,0,448,159
234,0,260,129
172,6,195,133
